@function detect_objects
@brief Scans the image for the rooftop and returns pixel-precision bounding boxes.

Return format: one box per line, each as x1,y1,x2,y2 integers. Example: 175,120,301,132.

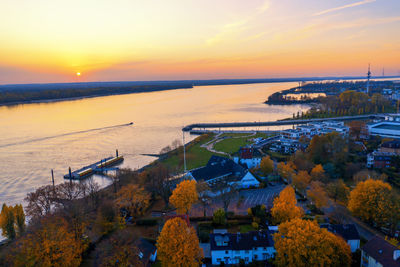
320,224,360,241
210,230,274,251
362,236,400,267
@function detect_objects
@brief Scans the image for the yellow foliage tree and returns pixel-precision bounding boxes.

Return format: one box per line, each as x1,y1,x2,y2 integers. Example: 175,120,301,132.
307,181,329,209
274,218,351,267
115,184,151,219
348,179,398,228
170,180,198,214
157,217,203,267
271,186,304,224
260,156,274,175
292,170,311,195
10,216,85,267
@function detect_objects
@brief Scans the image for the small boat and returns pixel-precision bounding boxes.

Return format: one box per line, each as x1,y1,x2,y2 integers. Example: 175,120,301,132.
129,122,133,125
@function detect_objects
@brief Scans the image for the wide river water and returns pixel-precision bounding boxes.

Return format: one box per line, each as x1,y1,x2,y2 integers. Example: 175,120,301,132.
0,82,309,206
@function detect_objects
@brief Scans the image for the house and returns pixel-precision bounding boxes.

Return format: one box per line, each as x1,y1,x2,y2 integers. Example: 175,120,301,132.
233,147,263,169
367,151,395,169
187,155,260,189
280,129,303,140
269,138,300,154
210,230,276,265
361,236,400,267
380,140,400,154
320,224,360,252
136,238,157,266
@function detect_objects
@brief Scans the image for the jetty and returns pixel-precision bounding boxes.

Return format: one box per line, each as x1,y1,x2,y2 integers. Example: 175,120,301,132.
64,150,124,180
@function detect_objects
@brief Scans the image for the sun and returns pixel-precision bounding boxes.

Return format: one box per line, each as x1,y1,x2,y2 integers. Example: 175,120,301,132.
76,72,81,77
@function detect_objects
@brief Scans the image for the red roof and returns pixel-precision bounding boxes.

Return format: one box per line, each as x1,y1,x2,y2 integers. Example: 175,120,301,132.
240,147,254,159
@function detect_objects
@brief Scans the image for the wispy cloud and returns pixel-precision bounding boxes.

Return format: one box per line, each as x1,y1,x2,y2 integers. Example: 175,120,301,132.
313,0,376,16
257,0,270,14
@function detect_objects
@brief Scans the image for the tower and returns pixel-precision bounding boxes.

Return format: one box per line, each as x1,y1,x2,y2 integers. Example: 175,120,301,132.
366,64,371,94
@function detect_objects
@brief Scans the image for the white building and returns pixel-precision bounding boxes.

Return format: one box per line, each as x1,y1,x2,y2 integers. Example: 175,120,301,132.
233,147,262,169
210,231,276,265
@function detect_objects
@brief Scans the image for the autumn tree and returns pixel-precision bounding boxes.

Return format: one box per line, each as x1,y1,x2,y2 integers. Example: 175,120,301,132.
96,201,124,235
307,181,329,209
274,218,351,267
277,161,296,182
310,164,326,182
292,170,311,195
170,180,198,214
271,186,304,224
213,208,226,226
196,181,211,217
14,204,25,236
156,217,203,267
326,179,350,204
348,179,399,228
10,216,86,267
115,184,151,219
260,155,274,175
24,185,56,220
97,229,142,267
0,204,16,240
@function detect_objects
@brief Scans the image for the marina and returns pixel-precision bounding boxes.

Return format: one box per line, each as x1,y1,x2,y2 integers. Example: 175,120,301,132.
64,150,124,180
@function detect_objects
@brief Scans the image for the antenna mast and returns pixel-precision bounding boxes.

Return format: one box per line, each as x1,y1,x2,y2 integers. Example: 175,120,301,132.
366,63,371,94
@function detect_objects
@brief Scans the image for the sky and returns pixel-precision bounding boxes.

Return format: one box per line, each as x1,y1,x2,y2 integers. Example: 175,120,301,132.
0,0,399,84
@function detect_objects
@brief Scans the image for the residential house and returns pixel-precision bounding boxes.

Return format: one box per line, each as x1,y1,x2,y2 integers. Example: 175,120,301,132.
210,230,276,265
136,238,157,266
367,151,395,169
187,155,260,189
380,140,400,154
361,236,400,267
233,147,263,169
320,224,360,253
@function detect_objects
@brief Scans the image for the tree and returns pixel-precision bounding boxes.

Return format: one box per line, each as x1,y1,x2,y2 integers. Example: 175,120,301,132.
170,180,198,214
292,170,311,195
277,162,295,182
156,217,203,267
310,164,326,182
97,229,142,267
149,164,172,207
0,204,16,240
274,218,351,267
348,179,399,228
24,185,56,220
213,208,226,226
115,184,151,219
271,186,304,224
10,216,85,267
307,181,329,209
326,179,350,204
260,156,274,175
14,204,25,236
213,180,238,215
196,181,211,217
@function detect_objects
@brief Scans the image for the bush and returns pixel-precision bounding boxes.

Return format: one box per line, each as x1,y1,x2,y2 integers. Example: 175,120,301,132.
213,209,226,226
251,221,259,229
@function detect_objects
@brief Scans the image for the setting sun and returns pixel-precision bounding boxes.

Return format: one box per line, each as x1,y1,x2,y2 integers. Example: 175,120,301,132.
76,72,81,77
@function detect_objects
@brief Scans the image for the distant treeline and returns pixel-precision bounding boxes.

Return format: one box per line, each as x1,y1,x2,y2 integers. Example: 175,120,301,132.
0,84,193,105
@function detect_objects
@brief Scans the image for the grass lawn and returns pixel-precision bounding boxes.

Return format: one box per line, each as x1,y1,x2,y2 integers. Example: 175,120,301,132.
239,224,256,233
214,132,272,155
161,133,226,171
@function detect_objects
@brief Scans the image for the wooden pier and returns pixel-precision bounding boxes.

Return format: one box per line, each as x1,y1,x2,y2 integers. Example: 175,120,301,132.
64,150,124,180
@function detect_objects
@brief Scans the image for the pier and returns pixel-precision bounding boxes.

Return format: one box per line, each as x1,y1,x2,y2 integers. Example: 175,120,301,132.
64,150,124,180
182,114,386,132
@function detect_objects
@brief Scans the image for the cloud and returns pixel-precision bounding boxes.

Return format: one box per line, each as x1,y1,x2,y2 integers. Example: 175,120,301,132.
313,0,376,16
257,0,270,14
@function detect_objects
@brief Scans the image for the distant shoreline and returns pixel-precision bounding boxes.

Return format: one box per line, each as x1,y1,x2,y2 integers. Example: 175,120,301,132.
0,76,398,107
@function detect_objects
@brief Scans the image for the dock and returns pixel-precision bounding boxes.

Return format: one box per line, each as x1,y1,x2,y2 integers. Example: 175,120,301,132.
64,150,124,180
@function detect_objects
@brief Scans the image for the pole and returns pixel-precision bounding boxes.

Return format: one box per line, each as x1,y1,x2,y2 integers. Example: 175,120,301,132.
116,149,118,157
51,169,55,188
183,130,187,173
69,167,72,184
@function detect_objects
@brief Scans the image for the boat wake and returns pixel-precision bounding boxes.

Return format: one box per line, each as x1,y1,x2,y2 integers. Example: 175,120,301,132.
0,122,134,148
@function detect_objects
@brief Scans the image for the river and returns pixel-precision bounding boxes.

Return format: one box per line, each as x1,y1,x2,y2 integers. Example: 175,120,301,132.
0,82,309,206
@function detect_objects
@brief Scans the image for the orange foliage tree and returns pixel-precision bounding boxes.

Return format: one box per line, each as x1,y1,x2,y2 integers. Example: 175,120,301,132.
277,162,296,183
307,181,329,209
169,180,198,214
348,179,399,228
156,217,203,267
115,184,151,219
260,155,274,175
274,218,351,267
292,170,311,195
310,164,326,182
271,186,304,224
10,216,86,267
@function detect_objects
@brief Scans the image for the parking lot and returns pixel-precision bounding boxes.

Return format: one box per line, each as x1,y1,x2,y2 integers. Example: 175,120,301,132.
190,183,286,216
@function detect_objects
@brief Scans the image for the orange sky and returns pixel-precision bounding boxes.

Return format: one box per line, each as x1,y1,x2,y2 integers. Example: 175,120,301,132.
0,0,399,84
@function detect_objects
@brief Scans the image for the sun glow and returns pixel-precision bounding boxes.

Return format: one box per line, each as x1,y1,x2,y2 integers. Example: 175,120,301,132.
76,72,81,77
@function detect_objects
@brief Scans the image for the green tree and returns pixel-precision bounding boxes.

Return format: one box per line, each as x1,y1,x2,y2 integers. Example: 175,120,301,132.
212,209,226,226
